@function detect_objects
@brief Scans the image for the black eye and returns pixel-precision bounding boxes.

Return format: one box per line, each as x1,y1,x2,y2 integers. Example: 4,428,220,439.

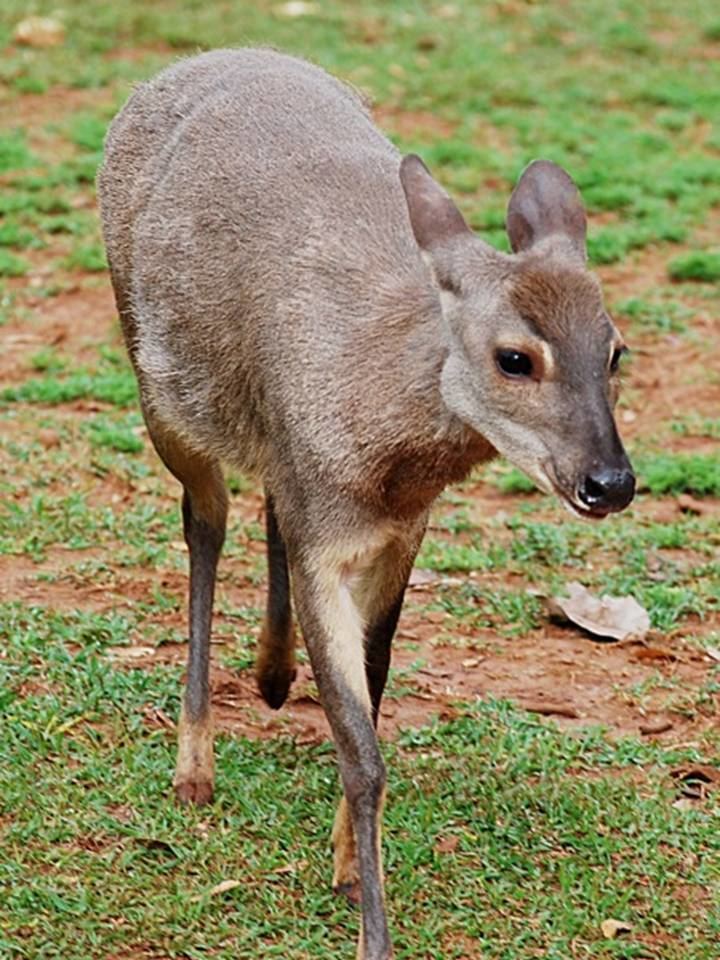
496,348,534,378
610,345,627,374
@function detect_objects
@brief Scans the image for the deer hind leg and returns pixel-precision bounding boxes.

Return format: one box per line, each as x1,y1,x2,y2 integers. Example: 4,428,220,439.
144,417,228,805
332,518,428,908
256,492,296,708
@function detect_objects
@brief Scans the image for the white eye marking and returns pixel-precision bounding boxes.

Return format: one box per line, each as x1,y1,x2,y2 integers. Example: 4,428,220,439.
538,340,555,378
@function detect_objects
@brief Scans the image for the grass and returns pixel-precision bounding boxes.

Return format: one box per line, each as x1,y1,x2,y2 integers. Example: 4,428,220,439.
614,296,692,334
1,602,718,960
0,0,719,957
1,365,138,407
0,249,29,277
668,251,720,283
638,453,720,497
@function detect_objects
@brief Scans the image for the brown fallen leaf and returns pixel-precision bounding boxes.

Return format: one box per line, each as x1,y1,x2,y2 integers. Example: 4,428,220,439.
521,699,579,719
136,837,177,857
275,1,318,16
37,429,61,449
208,879,242,896
548,582,650,642
600,918,633,939
408,567,439,588
632,646,677,663
13,15,65,47
191,878,242,901
295,726,325,746
107,645,156,660
418,666,453,679
677,493,714,516
671,764,720,800
438,705,462,722
141,705,176,730
638,717,673,736
434,835,460,854
704,645,720,663
269,859,307,875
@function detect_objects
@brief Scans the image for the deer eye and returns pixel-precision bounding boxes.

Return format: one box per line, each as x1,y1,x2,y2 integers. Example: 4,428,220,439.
610,345,627,374
496,348,533,379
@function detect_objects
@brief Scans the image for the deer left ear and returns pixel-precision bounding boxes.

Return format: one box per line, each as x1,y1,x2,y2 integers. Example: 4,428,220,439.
400,154,472,252
506,159,587,261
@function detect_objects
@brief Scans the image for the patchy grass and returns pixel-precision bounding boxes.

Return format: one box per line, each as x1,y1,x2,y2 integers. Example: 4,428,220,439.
1,364,138,407
638,453,720,497
668,251,720,283
0,602,718,960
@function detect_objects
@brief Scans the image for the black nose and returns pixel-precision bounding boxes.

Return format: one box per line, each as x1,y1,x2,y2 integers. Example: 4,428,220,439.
578,467,635,512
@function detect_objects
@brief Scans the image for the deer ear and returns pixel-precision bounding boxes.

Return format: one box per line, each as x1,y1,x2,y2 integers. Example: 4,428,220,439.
506,159,587,260
400,154,471,252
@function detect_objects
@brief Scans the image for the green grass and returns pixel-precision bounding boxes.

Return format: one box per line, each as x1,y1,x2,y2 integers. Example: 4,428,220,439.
1,603,718,960
638,453,720,497
671,416,720,440
668,251,720,283
1,365,138,407
0,131,34,172
614,296,692,334
84,413,145,454
0,249,29,277
63,241,108,272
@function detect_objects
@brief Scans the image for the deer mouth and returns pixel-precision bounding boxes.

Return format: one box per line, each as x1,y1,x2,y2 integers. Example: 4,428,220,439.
542,463,611,521
556,491,611,521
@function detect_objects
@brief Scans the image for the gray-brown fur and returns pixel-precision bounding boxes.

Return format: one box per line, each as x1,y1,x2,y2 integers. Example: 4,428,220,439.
98,48,635,960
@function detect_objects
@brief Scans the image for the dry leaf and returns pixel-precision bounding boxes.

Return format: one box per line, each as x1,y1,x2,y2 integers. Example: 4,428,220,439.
418,666,453,679
107,645,156,660
705,645,720,663
638,717,673,736
295,725,324,746
600,918,633,939
14,16,65,47
677,493,713,516
632,646,677,663
434,835,460,854
671,764,720,800
408,567,439,587
269,859,307,875
141,706,176,730
548,582,650,641
208,879,242,897
191,878,242,901
136,837,177,857
275,1,318,16
522,699,579,719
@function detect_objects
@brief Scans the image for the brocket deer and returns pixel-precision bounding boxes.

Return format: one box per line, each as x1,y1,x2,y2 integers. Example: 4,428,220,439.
98,48,635,960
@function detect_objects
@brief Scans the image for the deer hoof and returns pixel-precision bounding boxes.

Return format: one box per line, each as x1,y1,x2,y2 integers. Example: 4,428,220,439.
174,778,214,806
333,878,362,906
256,664,297,710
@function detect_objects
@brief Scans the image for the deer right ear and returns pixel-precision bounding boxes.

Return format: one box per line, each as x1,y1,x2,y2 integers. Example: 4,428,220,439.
400,154,471,252
506,159,587,260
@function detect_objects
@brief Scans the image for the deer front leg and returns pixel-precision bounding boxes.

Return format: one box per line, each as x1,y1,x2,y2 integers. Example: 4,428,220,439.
332,520,427,907
292,541,393,960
